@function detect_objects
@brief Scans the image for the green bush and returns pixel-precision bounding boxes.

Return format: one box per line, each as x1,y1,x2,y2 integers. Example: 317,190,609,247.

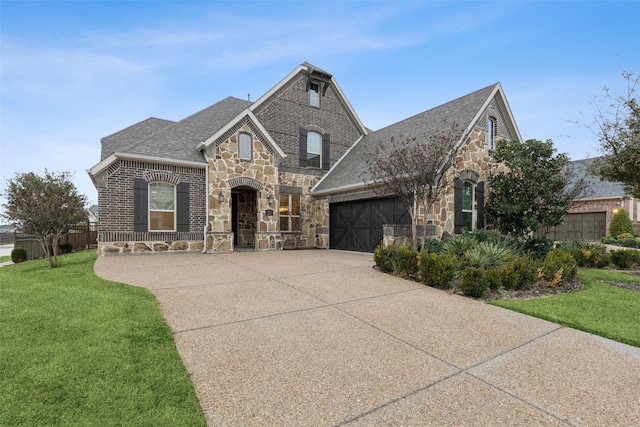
498,262,520,290
392,245,419,279
559,240,610,268
617,232,634,240
609,208,634,238
420,238,444,253
59,241,73,254
440,234,476,258
11,247,28,263
459,267,490,298
373,244,394,273
417,251,457,289
601,235,617,245
510,254,539,289
522,236,554,259
542,249,577,283
373,244,419,278
621,238,638,248
610,249,640,269
462,241,511,270
484,268,504,291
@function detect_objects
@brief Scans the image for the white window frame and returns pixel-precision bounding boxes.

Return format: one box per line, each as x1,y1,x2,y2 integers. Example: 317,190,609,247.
149,182,176,232
309,82,320,107
461,181,475,231
279,194,301,232
306,131,322,168
238,132,252,161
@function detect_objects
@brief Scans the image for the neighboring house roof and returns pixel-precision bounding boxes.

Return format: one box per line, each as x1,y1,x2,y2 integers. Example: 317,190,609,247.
101,117,175,160
313,83,505,194
569,157,627,199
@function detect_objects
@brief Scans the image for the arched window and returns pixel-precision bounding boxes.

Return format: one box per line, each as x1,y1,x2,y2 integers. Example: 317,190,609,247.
149,182,175,231
238,133,252,160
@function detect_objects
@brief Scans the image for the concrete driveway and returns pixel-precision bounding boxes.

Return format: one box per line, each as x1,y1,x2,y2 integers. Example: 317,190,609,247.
94,250,640,426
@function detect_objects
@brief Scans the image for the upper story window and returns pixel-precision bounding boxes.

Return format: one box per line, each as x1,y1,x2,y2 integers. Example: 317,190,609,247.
461,181,474,231
487,116,497,150
238,133,252,160
306,131,322,168
149,182,175,231
279,194,301,232
309,82,319,107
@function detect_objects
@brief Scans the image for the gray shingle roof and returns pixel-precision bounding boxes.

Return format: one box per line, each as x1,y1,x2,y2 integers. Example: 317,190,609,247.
568,157,626,199
115,96,252,163
101,117,175,160
314,83,498,193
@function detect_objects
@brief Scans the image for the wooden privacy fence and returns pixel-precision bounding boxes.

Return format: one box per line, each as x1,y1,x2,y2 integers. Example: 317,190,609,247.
13,226,98,260
0,232,14,245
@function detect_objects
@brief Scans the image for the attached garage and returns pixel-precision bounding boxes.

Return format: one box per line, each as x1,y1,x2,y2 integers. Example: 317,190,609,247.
539,212,607,241
330,198,410,252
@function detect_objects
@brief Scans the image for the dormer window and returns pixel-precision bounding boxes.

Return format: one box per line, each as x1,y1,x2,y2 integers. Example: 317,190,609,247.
309,82,319,107
487,116,497,150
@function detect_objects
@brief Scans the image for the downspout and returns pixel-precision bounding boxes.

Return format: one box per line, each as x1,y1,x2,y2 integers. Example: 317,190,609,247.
202,151,210,253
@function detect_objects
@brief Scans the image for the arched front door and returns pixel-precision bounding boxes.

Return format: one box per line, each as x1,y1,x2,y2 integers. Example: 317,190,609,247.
232,188,257,249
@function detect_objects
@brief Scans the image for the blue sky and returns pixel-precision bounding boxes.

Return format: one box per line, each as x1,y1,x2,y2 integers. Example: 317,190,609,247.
1,1,639,211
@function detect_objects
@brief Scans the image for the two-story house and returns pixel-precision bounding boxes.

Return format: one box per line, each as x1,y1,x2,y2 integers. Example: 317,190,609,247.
89,62,521,254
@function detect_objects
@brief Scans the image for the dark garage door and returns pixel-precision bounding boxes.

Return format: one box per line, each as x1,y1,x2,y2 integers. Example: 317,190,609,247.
538,212,607,241
330,198,410,252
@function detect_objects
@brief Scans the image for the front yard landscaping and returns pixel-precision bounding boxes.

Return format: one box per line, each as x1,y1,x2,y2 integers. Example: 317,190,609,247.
374,230,640,347
0,251,205,426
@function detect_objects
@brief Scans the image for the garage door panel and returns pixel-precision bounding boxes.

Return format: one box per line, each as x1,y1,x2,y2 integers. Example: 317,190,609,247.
537,212,606,241
330,198,410,252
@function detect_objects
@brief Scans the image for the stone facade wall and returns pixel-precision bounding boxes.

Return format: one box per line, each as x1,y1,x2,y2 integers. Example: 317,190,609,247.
279,171,329,249
253,73,364,170
205,124,281,252
95,159,206,255
422,128,503,237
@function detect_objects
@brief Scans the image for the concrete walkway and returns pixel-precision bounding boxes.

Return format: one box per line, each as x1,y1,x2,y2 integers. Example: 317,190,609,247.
94,250,640,426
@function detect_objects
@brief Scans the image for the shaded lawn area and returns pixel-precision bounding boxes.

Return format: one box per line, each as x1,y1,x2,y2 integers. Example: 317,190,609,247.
0,251,205,426
491,269,640,348
0,255,10,263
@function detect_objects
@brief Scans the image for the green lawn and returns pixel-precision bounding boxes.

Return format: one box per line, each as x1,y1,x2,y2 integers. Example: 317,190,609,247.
0,255,10,263
0,251,205,426
491,269,640,347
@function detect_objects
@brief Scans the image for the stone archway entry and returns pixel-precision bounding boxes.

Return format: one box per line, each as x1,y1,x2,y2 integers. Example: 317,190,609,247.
232,188,257,249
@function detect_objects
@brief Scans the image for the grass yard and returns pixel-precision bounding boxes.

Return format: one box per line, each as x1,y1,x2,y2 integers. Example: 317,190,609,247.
491,269,640,347
0,251,206,426
0,255,10,263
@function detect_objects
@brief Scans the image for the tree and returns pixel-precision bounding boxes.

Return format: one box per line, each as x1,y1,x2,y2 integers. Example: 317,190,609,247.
485,139,575,240
587,71,640,198
361,121,461,247
608,207,634,238
2,170,87,268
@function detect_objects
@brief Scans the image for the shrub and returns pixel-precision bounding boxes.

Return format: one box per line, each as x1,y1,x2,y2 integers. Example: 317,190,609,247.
484,268,504,291
417,251,458,289
621,238,638,248
522,236,554,260
373,244,394,273
462,241,511,270
11,247,28,263
542,249,577,283
59,241,73,254
510,254,539,289
392,245,419,279
601,235,617,245
610,249,640,269
558,240,610,268
421,238,444,253
609,208,634,238
440,234,476,258
459,267,490,298
617,232,634,240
